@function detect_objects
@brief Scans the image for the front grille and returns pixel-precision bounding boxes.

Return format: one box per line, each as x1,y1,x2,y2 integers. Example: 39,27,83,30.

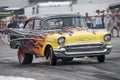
63,43,105,52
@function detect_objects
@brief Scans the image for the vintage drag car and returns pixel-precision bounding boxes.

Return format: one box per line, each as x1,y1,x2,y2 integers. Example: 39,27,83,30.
8,13,112,65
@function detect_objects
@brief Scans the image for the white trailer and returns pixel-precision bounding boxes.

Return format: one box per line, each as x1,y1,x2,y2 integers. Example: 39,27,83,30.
24,1,72,18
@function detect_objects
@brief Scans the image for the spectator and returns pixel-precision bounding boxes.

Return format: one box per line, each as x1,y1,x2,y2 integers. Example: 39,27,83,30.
91,16,96,28
7,18,15,28
0,21,6,44
0,27,5,44
101,10,105,28
94,10,103,29
12,14,20,28
108,14,119,37
19,16,27,29
84,12,91,28
114,8,120,33
104,12,111,30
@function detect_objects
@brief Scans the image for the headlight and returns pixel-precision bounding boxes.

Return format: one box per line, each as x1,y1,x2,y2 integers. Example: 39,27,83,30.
58,37,65,45
104,34,111,41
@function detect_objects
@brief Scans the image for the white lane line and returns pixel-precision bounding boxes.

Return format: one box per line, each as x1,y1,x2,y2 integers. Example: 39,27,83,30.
0,76,35,80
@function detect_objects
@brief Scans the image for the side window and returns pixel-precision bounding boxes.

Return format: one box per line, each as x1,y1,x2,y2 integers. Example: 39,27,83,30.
34,19,42,30
24,19,34,30
43,18,63,30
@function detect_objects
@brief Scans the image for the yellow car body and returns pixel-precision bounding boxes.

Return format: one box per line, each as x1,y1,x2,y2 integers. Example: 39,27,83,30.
39,29,110,56
9,13,112,65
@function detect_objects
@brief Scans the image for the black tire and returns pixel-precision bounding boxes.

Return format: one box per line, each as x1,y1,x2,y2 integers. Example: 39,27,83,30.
97,55,105,63
48,47,57,66
62,58,73,62
18,47,33,64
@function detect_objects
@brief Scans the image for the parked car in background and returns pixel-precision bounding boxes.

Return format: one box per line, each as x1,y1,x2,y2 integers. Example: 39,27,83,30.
7,13,112,65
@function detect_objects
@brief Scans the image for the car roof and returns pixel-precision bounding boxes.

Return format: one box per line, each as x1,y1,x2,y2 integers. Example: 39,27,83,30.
29,12,81,20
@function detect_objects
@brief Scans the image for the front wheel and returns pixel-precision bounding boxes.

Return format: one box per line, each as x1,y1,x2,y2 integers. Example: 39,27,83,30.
48,47,57,66
18,47,33,64
97,55,105,63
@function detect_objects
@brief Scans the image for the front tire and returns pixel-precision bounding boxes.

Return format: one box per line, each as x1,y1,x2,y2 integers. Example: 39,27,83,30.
18,47,33,64
97,55,105,63
48,47,57,66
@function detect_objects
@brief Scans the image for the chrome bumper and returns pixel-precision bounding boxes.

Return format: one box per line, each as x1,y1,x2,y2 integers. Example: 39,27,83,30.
54,44,112,58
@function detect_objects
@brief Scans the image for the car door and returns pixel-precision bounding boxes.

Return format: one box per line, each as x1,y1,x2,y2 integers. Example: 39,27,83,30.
30,19,47,56
23,19,43,56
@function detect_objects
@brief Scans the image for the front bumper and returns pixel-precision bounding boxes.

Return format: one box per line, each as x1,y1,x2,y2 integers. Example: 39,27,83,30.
54,43,112,58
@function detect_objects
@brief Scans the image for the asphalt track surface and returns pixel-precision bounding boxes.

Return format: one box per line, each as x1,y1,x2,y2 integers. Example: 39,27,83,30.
0,38,120,80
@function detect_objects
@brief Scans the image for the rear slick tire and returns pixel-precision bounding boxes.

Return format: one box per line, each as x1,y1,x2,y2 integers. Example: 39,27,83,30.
18,47,33,64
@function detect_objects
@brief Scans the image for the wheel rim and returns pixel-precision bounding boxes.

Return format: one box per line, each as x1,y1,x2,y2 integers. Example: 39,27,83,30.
49,48,53,64
18,48,24,62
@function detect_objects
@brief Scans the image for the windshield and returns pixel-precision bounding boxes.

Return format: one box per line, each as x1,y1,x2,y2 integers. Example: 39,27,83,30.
43,17,88,30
